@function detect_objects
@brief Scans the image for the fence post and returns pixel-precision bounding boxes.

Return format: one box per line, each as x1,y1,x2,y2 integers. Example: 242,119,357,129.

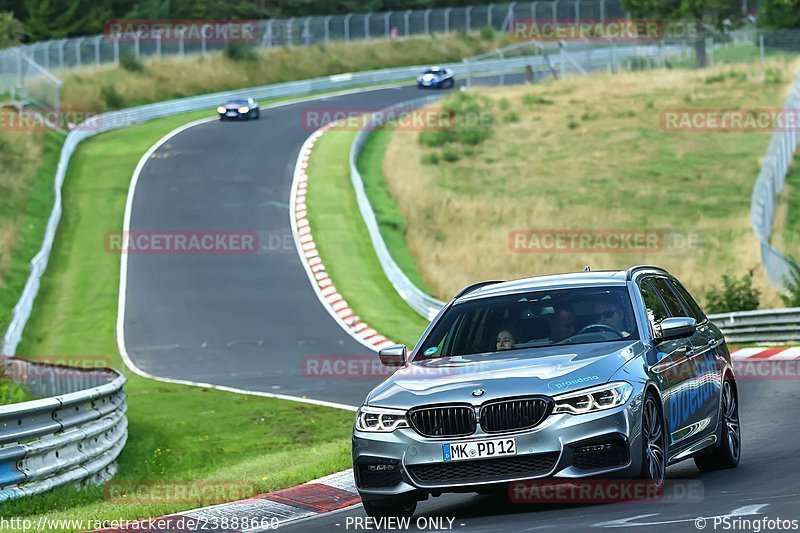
424,9,432,35
75,38,83,67
94,36,102,64
178,29,185,55
487,4,494,27
263,20,274,48
600,0,605,23
444,8,452,33
285,17,295,46
324,16,331,43
345,13,353,42
759,33,765,62
385,12,391,38
365,13,371,39
113,39,119,64
135,32,141,58
466,7,472,32
304,17,311,45
552,0,559,26
575,0,581,23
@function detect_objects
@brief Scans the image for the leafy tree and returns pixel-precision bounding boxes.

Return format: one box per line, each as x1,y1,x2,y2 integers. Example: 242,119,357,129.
758,0,800,29
0,10,24,48
622,0,745,67
705,269,761,313
24,0,113,40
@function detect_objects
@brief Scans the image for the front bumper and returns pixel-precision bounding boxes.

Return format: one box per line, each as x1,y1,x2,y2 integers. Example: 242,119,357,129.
352,399,644,501
219,110,252,119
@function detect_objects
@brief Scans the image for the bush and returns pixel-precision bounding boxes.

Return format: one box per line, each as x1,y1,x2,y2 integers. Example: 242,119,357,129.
765,67,783,85
522,94,554,106
418,92,495,147
503,111,519,123
479,25,496,40
100,85,125,109
224,42,259,62
705,270,761,313
780,258,800,307
498,98,510,111
442,148,460,162
420,152,440,165
119,52,145,72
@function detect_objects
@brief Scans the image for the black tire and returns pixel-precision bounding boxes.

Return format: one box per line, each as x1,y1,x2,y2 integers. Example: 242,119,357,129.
254,109,260,119
362,498,417,518
639,391,666,487
694,378,741,471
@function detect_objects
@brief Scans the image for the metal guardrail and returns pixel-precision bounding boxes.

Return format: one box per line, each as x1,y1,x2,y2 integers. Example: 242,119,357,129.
0,358,126,501
750,67,800,289
708,309,800,344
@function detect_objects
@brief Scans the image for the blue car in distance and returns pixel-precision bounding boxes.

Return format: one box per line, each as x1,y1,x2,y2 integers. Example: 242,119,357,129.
217,97,260,120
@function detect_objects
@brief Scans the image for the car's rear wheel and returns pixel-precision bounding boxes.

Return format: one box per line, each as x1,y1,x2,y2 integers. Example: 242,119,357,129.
694,378,740,471
640,391,666,487
362,498,417,518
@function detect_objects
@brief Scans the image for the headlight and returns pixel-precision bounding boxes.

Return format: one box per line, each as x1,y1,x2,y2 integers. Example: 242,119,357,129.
217,106,226,113
553,382,633,415
238,106,250,114
355,406,409,432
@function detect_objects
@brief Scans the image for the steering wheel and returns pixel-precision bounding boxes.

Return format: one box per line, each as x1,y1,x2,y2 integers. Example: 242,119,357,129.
576,323,624,338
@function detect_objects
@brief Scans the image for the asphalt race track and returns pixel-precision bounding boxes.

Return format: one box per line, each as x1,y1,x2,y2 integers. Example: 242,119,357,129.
281,378,800,532
122,85,430,406
122,79,800,531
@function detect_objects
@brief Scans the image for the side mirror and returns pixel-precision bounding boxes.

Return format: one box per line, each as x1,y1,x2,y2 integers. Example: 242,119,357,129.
378,345,407,367
655,317,697,342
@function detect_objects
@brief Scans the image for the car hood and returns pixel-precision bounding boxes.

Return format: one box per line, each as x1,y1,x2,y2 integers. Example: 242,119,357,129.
419,73,443,82
365,341,644,409
224,103,246,110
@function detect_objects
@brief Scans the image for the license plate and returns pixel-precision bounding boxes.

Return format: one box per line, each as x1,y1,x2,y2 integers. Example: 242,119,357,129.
442,438,516,461
226,112,237,117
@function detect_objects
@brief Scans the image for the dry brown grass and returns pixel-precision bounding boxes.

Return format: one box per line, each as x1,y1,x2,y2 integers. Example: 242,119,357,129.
383,58,800,308
58,32,511,112
0,107,46,286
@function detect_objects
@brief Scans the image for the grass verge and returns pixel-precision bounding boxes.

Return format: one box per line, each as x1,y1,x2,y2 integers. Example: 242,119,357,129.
382,58,800,309
306,128,431,349
357,128,433,295
2,109,353,529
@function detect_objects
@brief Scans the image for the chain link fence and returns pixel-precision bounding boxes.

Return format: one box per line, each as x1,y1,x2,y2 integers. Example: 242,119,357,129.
0,0,630,91
750,67,800,289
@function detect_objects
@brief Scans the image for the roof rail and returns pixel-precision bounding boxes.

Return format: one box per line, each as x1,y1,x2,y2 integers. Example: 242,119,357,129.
626,265,670,281
454,280,504,300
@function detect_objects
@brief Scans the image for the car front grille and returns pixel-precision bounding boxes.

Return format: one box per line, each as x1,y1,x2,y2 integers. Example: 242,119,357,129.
408,405,475,438
407,452,560,485
480,397,552,433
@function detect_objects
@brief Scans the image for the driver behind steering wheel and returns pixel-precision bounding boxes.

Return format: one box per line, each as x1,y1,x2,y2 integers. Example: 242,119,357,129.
592,298,631,338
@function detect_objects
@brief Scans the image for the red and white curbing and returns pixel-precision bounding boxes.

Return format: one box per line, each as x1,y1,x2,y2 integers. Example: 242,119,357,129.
729,346,800,360
100,470,359,532
290,122,396,352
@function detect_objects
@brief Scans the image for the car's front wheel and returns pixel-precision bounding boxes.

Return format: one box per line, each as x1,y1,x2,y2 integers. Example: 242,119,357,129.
639,391,666,487
362,498,417,518
694,378,740,471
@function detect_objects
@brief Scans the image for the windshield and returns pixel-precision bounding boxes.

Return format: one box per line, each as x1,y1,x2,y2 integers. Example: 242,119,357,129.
416,286,638,359
423,68,443,75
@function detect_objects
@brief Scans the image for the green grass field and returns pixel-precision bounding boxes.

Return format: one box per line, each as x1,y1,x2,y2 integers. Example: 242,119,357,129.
306,128,430,349
357,128,433,295
2,110,353,530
